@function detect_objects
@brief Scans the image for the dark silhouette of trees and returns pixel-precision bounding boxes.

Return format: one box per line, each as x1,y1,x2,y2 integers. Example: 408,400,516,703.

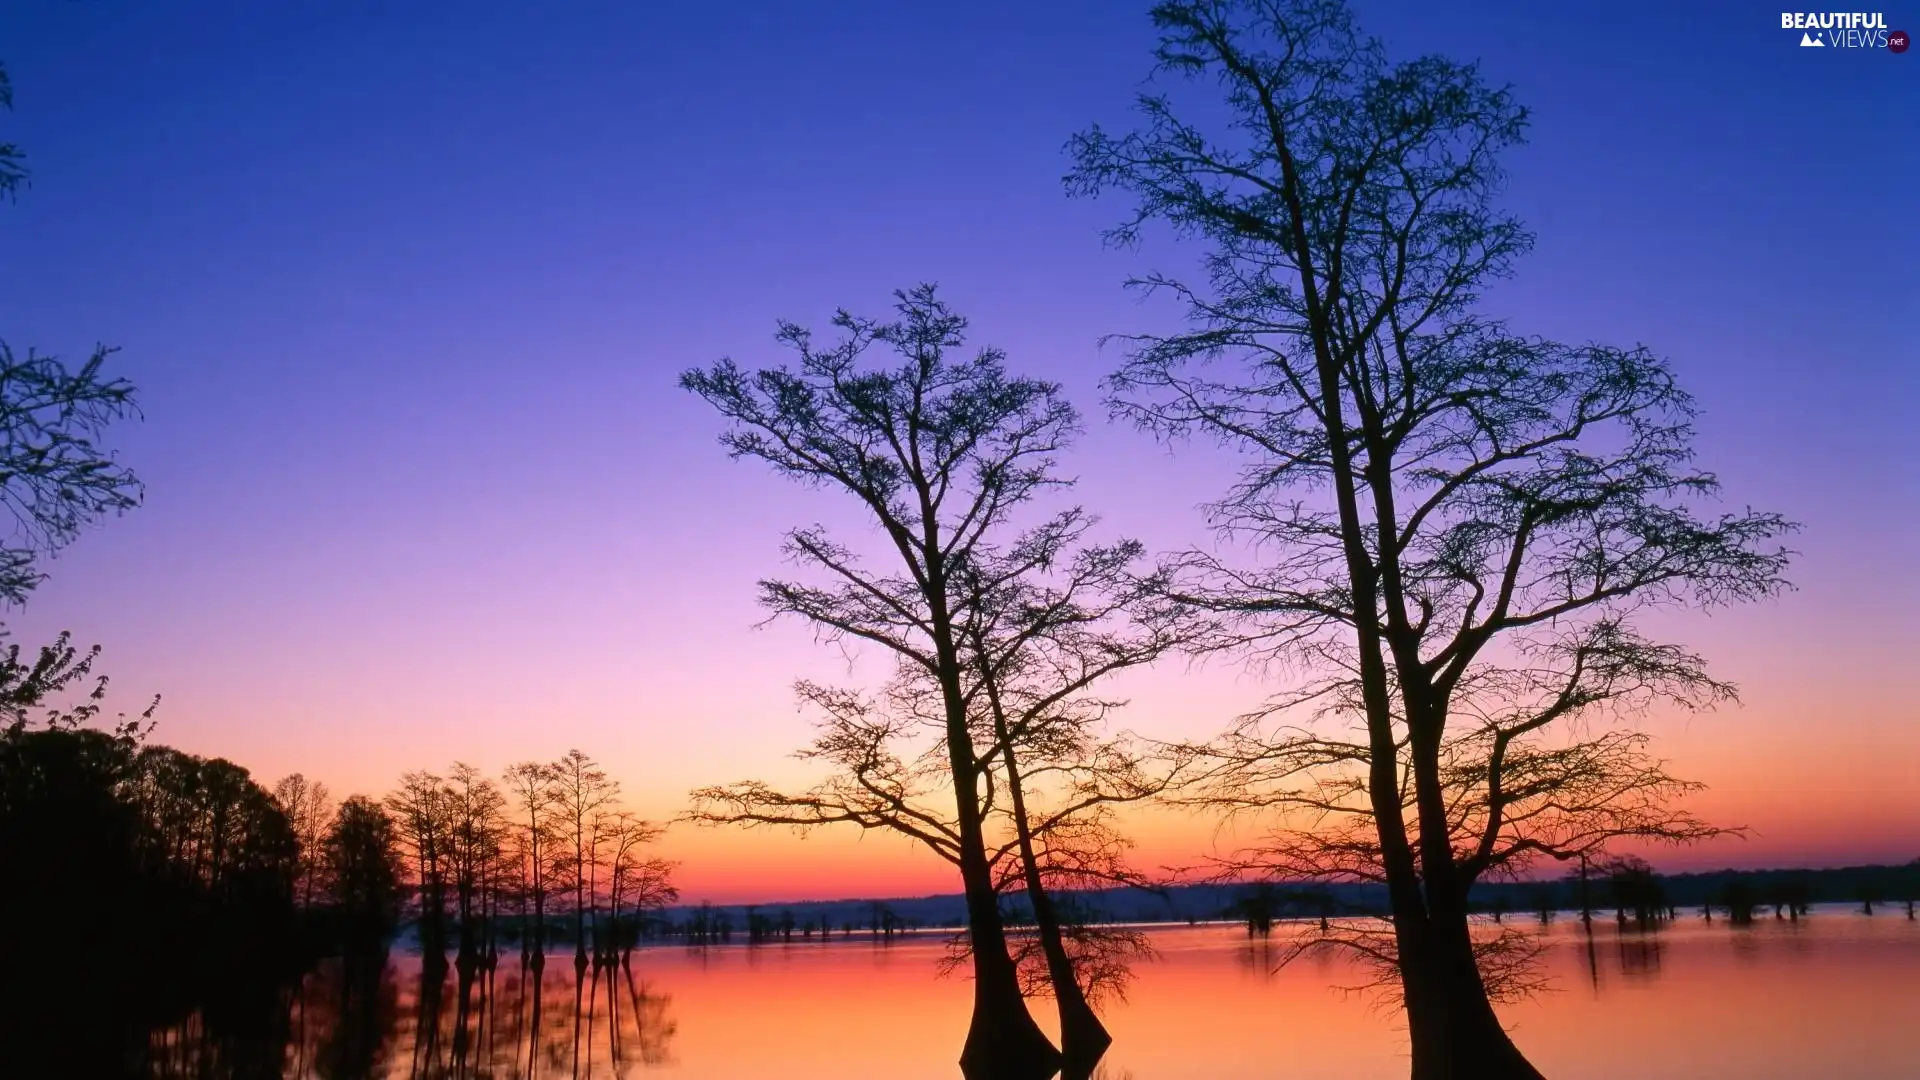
550,749,619,965
1719,876,1759,925
0,695,298,986
950,526,1203,1071
1067,2,1794,1076
444,762,508,963
1604,856,1668,931
601,810,676,963
275,772,335,910
682,287,1083,1079
503,759,559,957
325,796,404,948
387,771,454,957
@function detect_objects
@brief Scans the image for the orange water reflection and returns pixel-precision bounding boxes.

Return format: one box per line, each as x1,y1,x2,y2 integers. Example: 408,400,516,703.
149,907,1919,1078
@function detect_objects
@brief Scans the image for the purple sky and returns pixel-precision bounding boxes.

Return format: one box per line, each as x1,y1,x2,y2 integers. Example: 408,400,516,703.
2,1,1914,899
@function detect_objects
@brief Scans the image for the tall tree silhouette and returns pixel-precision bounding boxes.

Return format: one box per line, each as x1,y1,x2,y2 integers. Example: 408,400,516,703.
326,795,404,948
503,760,559,958
387,771,454,957
600,811,675,961
1068,3,1793,1076
683,286,1079,1079
550,749,617,965
947,536,1202,1070
275,772,335,910
445,762,507,962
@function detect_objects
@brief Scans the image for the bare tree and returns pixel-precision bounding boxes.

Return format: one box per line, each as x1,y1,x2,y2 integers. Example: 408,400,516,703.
387,770,454,956
682,286,1083,1079
444,762,507,962
549,749,617,965
502,760,558,958
948,536,1202,1069
601,812,675,963
1068,3,1794,1077
274,773,335,910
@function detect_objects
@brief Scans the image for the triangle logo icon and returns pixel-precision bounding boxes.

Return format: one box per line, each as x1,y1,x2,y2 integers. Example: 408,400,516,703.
1800,31,1825,46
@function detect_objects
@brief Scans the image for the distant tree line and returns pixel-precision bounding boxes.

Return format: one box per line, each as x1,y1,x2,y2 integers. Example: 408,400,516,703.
271,749,676,972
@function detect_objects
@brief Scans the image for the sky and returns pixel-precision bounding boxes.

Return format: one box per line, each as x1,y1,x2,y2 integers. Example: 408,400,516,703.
1,1,1914,903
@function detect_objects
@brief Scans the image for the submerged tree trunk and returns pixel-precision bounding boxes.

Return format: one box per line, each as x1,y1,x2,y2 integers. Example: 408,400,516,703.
989,682,1111,1073
942,652,1059,1079
1398,908,1545,1080
953,824,1058,1080
1399,699,1544,1079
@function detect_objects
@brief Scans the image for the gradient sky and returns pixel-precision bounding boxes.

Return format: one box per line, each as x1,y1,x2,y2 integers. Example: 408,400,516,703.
2,1,1914,903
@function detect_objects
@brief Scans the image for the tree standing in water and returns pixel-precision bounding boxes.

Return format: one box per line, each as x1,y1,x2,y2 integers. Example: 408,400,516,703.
387,770,454,956
550,749,618,965
1068,2,1793,1076
683,288,1079,1079
503,759,558,958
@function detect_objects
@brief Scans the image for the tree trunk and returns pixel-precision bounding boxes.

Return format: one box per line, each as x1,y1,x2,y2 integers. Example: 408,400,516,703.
1399,712,1545,1080
953,831,1060,1080
1399,909,1545,1080
990,689,1111,1073
940,691,1057,1078
928,577,1058,1080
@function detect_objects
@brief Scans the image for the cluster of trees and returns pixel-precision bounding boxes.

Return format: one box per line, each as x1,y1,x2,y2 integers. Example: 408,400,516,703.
0,667,299,975
681,3,1794,1079
286,750,678,969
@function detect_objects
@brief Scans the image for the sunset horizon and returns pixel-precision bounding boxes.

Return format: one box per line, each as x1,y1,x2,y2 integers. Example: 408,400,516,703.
2,2,1913,1077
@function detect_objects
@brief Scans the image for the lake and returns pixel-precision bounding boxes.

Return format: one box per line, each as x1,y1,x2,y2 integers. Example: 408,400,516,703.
134,906,1918,1078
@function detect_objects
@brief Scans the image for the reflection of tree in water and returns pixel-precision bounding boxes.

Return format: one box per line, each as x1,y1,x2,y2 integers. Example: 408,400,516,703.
138,952,674,1078
408,956,677,1079
137,974,300,1080
1614,934,1664,980
311,954,400,1080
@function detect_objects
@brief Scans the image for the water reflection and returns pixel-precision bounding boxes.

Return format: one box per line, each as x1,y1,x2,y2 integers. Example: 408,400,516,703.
138,954,675,1080
96,907,1920,1079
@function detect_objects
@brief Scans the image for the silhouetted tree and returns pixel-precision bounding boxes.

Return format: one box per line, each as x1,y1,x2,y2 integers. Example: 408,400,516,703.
683,287,1082,1078
275,773,335,910
502,760,558,956
1067,3,1793,1076
1232,883,1283,937
1,700,297,1008
1720,877,1758,925
601,811,675,961
950,529,1203,1070
387,771,454,955
1526,884,1557,925
445,762,507,962
549,749,618,964
1604,856,1667,930
326,796,404,947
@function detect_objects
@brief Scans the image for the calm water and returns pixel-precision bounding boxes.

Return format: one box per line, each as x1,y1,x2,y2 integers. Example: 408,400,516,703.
137,907,1918,1079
